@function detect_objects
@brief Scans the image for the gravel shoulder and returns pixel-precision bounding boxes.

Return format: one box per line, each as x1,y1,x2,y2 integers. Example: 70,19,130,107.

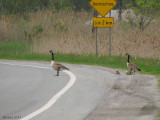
84,69,160,120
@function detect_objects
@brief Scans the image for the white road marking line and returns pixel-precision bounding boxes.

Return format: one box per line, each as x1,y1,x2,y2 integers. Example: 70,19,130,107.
0,61,76,120
0,62,51,69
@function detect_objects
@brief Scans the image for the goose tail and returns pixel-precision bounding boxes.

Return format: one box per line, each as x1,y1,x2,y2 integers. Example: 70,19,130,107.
65,67,69,70
62,66,69,70
137,68,141,71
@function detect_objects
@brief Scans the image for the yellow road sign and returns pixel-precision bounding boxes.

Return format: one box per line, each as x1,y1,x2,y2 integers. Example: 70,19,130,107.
90,0,117,17
93,17,114,28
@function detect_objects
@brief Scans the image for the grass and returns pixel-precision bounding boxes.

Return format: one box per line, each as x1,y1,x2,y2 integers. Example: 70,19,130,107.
0,42,160,76
57,53,160,75
0,10,160,58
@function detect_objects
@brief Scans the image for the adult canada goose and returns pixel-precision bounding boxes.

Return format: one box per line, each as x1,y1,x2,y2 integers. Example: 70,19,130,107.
49,50,69,76
126,53,141,74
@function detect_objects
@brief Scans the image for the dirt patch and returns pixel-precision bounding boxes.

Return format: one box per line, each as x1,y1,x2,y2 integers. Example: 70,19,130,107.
84,72,160,120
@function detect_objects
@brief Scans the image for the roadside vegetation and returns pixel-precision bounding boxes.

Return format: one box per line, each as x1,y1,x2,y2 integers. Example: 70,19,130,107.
0,10,160,57
0,41,160,76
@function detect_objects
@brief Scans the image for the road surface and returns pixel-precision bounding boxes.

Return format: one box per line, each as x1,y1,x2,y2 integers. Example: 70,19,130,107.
0,59,159,120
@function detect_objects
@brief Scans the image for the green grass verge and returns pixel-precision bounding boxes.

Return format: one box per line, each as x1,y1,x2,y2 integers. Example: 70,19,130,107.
0,42,160,76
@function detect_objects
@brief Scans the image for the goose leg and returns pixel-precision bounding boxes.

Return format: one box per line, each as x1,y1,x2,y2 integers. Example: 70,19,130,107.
134,70,135,74
57,68,60,76
56,71,59,76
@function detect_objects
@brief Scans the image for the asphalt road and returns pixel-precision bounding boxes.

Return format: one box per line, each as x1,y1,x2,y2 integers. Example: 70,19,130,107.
0,60,159,120
0,60,116,120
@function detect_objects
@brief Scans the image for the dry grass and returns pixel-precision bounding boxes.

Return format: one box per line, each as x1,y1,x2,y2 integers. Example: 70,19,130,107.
0,10,160,58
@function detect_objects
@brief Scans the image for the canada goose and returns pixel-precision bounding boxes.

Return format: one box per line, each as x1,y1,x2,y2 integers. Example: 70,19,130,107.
126,53,141,74
49,50,69,76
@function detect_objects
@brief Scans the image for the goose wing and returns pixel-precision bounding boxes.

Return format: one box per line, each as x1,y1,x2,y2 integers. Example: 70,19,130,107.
55,62,69,70
128,63,140,70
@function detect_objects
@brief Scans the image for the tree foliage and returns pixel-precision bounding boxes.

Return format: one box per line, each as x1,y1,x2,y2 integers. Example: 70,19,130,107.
127,0,160,30
1,0,40,15
0,0,92,15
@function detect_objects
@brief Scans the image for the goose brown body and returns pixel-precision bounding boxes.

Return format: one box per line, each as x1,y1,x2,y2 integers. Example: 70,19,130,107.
49,50,69,76
51,61,69,71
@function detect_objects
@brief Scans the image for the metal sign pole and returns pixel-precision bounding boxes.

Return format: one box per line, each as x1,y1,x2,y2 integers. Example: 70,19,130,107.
95,11,98,57
109,11,111,56
96,26,98,56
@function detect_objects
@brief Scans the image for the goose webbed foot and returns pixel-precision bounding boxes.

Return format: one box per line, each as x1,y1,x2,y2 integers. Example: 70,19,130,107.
56,70,59,76
54,74,59,76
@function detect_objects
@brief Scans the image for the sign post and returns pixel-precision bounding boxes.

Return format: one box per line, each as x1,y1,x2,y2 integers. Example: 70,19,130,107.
96,24,98,56
90,0,117,56
109,11,111,56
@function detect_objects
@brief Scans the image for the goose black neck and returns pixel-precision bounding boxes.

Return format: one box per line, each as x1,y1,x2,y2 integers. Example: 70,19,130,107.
51,52,54,61
127,55,130,63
